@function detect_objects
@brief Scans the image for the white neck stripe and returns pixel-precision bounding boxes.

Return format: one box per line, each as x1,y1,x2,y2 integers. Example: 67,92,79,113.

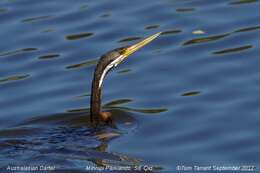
98,55,124,88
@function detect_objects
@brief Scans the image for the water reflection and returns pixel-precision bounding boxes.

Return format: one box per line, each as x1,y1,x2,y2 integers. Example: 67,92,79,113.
183,33,230,45
42,28,55,33
181,91,201,97
0,95,165,171
103,105,168,114
38,54,60,60
73,93,91,99
145,25,160,30
0,7,8,13
213,44,253,55
117,68,132,74
21,15,52,23
100,12,112,18
161,29,182,35
118,36,142,43
0,124,142,172
192,30,206,35
184,24,260,46
95,132,121,141
65,32,93,41
66,59,98,69
0,74,30,84
234,25,260,33
0,48,38,57
230,0,258,5
67,98,167,116
79,4,88,11
2,0,260,172
176,8,195,12
104,99,132,107
104,99,168,116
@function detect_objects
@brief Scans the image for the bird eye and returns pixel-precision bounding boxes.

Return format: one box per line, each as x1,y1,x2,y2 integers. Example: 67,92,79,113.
120,48,127,55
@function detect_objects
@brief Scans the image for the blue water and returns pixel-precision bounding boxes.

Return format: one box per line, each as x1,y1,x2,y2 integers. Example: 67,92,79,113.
0,0,260,172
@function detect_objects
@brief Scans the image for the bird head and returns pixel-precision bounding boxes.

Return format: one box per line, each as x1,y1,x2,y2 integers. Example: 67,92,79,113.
97,32,161,88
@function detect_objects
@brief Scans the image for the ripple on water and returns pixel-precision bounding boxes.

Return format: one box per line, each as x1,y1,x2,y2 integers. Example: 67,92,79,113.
41,28,56,33
213,44,253,55
183,33,230,45
0,48,38,57
79,4,88,11
0,125,139,170
99,12,112,18
66,59,98,69
181,91,201,97
229,0,259,5
144,24,160,30
118,36,142,43
161,29,182,36
0,7,8,13
176,8,195,13
66,98,168,116
38,53,60,60
117,68,132,74
0,74,30,84
65,32,94,41
1,0,260,172
21,15,52,23
234,25,260,33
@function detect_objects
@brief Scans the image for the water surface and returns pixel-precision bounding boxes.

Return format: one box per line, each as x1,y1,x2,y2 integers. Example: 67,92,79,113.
1,0,260,172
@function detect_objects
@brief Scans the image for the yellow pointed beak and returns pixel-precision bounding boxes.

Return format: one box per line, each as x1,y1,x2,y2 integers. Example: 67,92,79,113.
121,32,161,59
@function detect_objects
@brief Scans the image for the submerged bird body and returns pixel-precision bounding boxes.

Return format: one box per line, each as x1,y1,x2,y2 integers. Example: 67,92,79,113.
90,33,161,126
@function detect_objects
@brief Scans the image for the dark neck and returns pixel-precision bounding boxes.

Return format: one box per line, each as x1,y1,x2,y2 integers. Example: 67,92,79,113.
90,50,121,125
90,63,104,125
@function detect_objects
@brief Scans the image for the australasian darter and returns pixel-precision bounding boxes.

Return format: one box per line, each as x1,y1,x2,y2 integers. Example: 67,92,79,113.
90,32,161,126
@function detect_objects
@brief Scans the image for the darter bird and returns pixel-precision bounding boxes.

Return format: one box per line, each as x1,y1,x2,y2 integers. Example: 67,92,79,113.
90,32,161,126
